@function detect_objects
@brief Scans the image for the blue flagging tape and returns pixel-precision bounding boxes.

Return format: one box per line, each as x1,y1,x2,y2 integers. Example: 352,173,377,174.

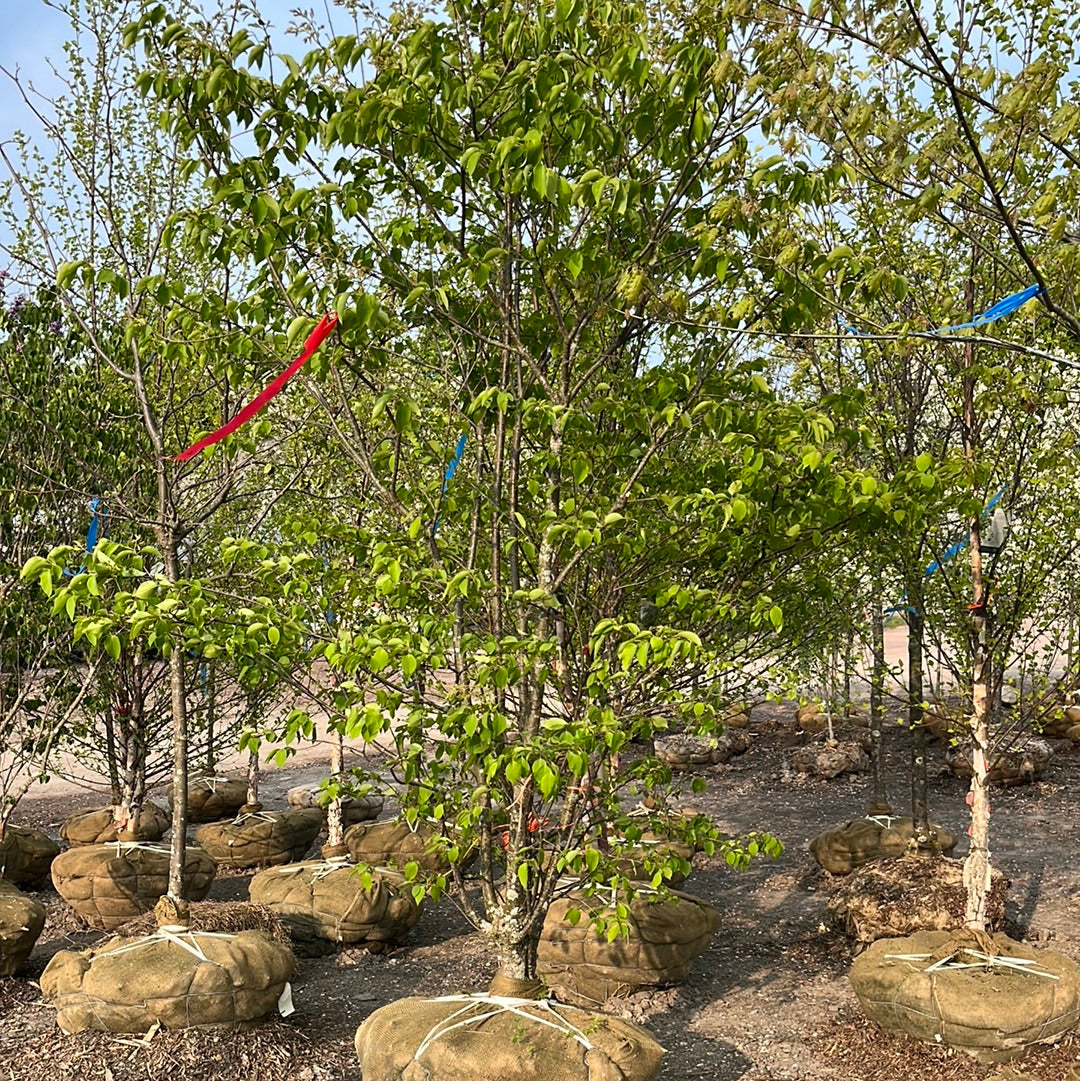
933,285,1042,335
883,486,1006,614
86,497,104,552
443,433,467,489
432,433,467,537
844,284,1042,338
64,497,106,577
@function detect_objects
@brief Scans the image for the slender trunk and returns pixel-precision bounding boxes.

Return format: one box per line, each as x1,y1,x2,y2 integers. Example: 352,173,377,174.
244,746,260,811
204,662,216,774
962,316,993,931
162,536,189,914
964,533,993,930
115,657,147,839
907,579,930,842
489,893,542,988
166,636,189,910
325,728,346,853
103,705,121,805
869,580,890,814
843,626,854,717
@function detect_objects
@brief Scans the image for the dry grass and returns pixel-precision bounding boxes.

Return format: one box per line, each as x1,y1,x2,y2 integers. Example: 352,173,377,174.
116,900,292,944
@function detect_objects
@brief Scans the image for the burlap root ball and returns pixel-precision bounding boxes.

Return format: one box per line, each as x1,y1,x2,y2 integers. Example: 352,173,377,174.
249,861,422,946
723,704,751,729
60,802,171,847
355,994,665,1081
798,703,868,735
825,856,1008,945
945,739,1053,786
0,826,61,888
41,928,295,1033
195,808,323,870
850,929,1080,1063
344,820,452,874
789,740,869,780
170,777,249,822
538,888,721,1006
607,838,695,886
653,730,750,769
0,879,46,975
810,816,957,875
51,843,216,930
285,786,385,829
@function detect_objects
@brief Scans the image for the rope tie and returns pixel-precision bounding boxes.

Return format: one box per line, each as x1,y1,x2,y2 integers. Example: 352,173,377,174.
414,994,597,1060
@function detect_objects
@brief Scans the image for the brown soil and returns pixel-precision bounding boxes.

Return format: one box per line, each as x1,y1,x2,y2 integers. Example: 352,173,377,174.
3,703,1080,1080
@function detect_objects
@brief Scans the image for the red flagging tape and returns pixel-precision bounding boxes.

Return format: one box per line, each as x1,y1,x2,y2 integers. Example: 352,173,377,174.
174,314,338,462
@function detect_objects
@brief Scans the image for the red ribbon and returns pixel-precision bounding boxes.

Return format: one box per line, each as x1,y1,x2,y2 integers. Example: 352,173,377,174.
174,314,338,461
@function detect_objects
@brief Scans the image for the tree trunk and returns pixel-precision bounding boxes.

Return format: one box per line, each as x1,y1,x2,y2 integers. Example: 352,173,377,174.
244,747,260,811
103,705,121,805
325,728,346,854
907,578,930,842
162,534,190,917
204,661,216,775
964,515,993,930
166,635,189,914
869,580,890,814
487,889,543,996
959,275,993,931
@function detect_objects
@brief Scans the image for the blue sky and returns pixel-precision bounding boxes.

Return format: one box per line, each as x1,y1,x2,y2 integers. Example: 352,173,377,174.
0,1,360,265
0,1,356,150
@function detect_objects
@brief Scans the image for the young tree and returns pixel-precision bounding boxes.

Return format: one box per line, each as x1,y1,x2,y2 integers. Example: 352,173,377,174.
126,0,922,983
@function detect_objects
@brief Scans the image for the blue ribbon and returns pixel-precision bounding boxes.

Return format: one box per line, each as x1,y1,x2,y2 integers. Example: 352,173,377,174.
443,433,467,491
883,487,1006,614
86,497,104,552
921,487,1004,578
432,433,467,537
933,284,1042,335
845,284,1042,338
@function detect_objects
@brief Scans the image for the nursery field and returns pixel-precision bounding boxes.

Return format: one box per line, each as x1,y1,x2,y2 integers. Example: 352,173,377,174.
3,703,1079,1081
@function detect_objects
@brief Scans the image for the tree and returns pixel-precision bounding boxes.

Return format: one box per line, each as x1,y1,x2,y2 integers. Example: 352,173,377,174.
126,0,923,983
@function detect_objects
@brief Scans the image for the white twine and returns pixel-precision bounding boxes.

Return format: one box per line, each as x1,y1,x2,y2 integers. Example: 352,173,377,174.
414,994,596,1060
884,949,1059,980
865,815,897,830
270,858,371,883
110,841,170,858
193,776,236,794
94,927,237,965
232,811,281,825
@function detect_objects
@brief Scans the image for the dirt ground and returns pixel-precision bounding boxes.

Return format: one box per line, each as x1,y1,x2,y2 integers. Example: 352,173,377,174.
3,701,1080,1081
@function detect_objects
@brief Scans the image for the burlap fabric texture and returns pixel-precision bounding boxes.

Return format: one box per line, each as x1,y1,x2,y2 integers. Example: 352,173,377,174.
355,993,665,1081
195,808,323,869
0,879,46,975
0,825,61,887
608,838,694,886
285,786,384,826
945,739,1053,786
249,861,421,945
51,843,216,930
538,888,721,1005
41,927,295,1033
169,776,249,822
810,816,958,875
850,929,1080,1063
826,856,1007,944
60,802,171,846
790,740,869,779
344,820,450,873
653,730,749,769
